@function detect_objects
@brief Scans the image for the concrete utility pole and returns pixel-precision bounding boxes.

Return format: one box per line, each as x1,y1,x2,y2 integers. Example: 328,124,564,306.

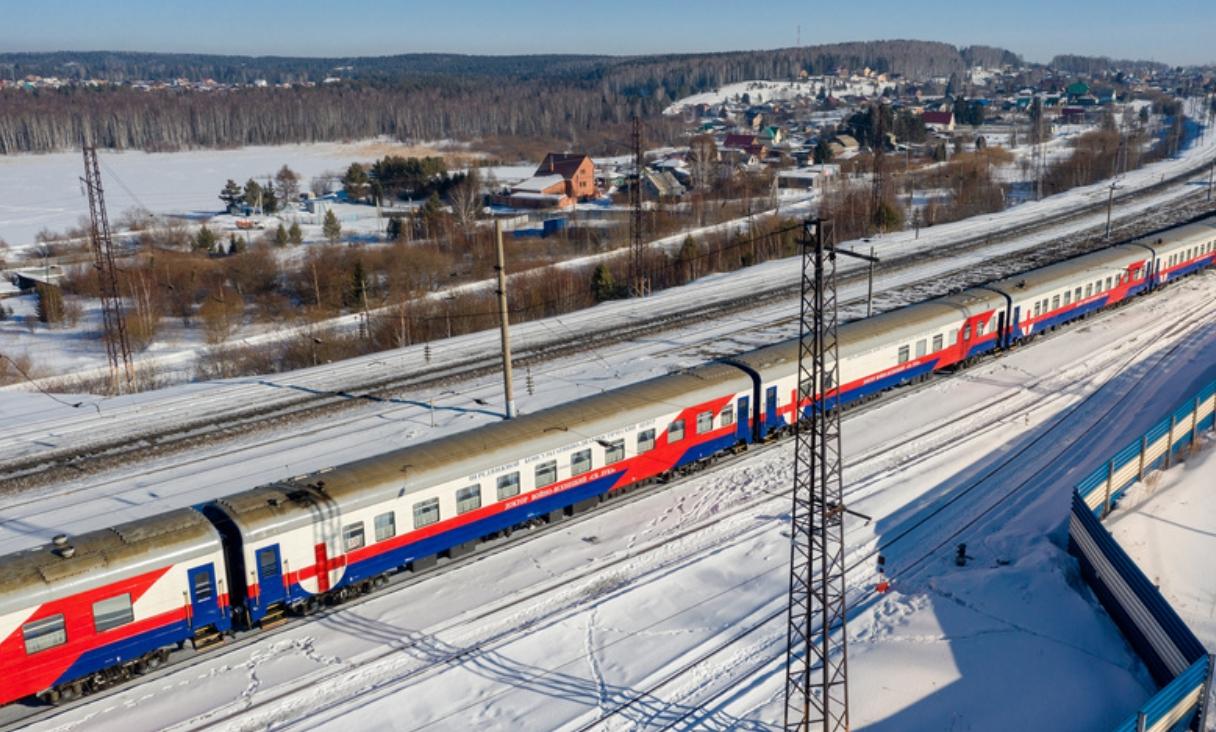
494,220,517,419
865,246,876,317
1105,180,1120,238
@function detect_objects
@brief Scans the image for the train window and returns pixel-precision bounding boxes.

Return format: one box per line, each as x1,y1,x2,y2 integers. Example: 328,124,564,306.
963,325,971,340
22,614,66,654
456,484,482,514
668,419,685,443
343,522,365,552
413,498,441,528
977,321,986,336
799,377,813,397
1052,295,1060,311
949,329,958,345
192,572,213,602
932,334,943,352
696,411,713,434
897,345,910,363
1033,301,1041,317
1105,277,1113,291
374,511,396,541
1041,299,1049,313
257,547,280,578
823,371,834,390
721,405,735,427
915,339,927,357
93,594,134,633
604,439,626,464
1075,287,1083,301
534,460,558,488
1063,290,1071,305
497,472,521,500
637,429,656,453
571,449,593,476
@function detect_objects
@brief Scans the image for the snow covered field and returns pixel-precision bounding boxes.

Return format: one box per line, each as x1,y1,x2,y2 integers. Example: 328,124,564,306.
13,269,1216,732
0,140,539,251
1109,434,1216,648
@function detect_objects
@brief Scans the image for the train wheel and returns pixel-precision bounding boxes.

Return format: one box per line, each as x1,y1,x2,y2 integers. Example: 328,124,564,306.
55,683,82,705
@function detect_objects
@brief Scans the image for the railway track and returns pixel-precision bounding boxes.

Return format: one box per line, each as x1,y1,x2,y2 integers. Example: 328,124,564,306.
2,177,1214,495
15,272,1208,732
576,276,1216,732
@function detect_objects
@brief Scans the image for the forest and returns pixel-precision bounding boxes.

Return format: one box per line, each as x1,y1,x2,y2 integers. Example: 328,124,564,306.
0,40,1020,154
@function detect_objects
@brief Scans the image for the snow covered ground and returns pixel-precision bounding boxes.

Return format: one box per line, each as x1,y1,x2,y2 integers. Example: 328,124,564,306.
4,103,1214,390
14,269,1216,732
1109,434,1216,648
663,78,896,116
0,139,537,251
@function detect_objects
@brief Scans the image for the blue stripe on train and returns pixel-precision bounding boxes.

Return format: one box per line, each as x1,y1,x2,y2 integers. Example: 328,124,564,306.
56,619,195,690
262,431,744,605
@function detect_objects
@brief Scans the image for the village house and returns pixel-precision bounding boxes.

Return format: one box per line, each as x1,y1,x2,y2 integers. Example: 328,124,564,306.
505,153,597,209
921,110,955,132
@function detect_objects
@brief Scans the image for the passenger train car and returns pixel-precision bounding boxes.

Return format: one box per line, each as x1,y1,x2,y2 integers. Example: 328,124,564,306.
0,510,230,704
3,216,1214,706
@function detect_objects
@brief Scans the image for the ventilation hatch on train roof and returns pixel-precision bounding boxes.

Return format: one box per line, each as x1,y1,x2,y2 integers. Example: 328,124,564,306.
38,549,107,584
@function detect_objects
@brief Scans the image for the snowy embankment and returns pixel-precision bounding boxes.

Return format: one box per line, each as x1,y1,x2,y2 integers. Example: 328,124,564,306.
1108,434,1216,648
18,271,1216,732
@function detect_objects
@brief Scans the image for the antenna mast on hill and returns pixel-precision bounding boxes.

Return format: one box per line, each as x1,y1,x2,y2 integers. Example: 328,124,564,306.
629,115,649,298
82,145,135,392
785,219,877,732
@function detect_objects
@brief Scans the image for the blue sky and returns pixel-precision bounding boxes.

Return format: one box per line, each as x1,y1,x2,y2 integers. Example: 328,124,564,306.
3,0,1213,66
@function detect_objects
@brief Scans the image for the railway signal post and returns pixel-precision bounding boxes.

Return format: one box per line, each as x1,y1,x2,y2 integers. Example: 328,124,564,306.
785,219,877,732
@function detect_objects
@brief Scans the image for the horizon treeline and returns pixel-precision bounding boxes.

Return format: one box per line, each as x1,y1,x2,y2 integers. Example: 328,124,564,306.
0,40,1023,154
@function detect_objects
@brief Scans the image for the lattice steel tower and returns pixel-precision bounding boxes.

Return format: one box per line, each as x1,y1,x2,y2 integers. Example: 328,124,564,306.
82,145,135,392
785,219,874,732
628,115,648,297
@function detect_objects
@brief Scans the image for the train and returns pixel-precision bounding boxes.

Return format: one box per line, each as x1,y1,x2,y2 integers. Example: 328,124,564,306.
2,217,1214,706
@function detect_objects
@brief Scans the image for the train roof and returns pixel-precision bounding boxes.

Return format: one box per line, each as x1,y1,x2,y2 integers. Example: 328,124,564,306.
731,287,1006,374
986,244,1147,297
1131,218,1216,252
211,362,753,540
0,508,220,616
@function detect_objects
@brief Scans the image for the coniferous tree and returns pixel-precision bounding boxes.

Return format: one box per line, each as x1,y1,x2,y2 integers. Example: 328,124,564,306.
590,264,618,302
323,208,342,243
219,179,243,213
243,179,264,213
274,223,289,247
194,224,218,252
342,163,370,202
288,221,303,245
261,177,279,213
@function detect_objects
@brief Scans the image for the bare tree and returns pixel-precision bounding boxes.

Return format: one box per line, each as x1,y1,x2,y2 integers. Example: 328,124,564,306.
449,168,483,234
275,164,301,204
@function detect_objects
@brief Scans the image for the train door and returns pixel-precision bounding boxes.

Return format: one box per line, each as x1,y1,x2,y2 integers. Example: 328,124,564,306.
187,564,222,628
1011,306,1020,342
736,395,750,443
996,311,1007,349
255,545,286,610
765,386,778,431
